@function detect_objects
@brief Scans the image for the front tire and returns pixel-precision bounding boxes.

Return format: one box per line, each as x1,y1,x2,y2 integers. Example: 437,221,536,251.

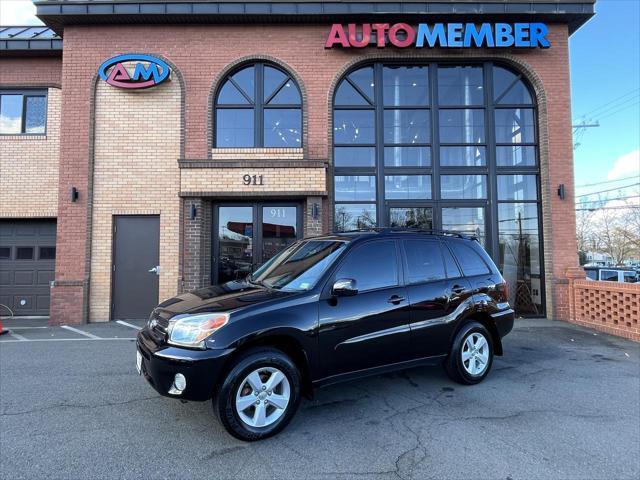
214,348,301,441
445,321,494,385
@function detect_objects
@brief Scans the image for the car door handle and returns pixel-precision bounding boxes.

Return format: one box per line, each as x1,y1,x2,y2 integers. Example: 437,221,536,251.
387,295,406,304
451,285,466,295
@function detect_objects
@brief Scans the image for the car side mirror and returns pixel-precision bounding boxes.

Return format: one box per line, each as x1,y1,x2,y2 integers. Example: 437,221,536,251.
332,278,358,297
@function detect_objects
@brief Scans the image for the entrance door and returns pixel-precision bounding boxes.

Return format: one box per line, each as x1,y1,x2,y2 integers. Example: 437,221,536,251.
111,215,160,320
214,203,302,284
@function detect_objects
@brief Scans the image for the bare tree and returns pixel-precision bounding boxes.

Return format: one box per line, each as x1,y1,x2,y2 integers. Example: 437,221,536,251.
594,207,635,265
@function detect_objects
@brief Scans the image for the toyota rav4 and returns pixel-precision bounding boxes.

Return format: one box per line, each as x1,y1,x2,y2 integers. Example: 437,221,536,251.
136,229,514,441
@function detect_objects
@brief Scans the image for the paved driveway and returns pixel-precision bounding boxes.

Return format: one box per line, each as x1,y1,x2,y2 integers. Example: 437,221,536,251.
1,318,639,480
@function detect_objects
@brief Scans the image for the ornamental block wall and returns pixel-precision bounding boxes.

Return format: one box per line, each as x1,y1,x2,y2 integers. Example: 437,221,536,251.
88,78,181,321
0,88,61,218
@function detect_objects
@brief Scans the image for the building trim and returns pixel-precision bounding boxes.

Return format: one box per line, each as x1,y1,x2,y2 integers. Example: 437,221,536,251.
179,159,327,168
180,190,327,198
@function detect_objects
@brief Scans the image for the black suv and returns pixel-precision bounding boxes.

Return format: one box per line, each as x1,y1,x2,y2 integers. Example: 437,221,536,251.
136,229,514,441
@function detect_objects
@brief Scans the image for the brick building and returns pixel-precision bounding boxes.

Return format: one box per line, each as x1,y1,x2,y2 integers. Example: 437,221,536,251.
0,0,594,324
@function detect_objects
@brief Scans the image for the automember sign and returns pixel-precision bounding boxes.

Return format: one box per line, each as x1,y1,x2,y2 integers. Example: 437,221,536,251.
325,23,550,49
98,54,171,89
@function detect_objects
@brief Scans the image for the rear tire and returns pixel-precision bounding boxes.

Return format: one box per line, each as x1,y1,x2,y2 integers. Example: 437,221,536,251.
214,348,301,441
445,321,494,385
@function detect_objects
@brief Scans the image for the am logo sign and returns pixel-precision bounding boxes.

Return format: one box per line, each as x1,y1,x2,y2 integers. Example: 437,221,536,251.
98,54,171,89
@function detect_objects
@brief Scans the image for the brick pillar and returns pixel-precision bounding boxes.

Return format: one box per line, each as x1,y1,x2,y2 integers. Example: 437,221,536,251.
305,197,323,237
564,266,586,323
182,198,211,292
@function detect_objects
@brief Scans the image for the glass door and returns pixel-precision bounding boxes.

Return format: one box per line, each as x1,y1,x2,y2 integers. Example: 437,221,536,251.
214,203,302,284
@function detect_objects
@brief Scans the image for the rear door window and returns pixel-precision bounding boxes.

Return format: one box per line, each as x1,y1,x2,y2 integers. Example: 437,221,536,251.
448,241,490,276
335,240,399,292
402,239,446,284
623,272,637,283
601,270,618,282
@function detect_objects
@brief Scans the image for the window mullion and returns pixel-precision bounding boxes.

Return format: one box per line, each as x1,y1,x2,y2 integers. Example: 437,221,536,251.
256,64,263,147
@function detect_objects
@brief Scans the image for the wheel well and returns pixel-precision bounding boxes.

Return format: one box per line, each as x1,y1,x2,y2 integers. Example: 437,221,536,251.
461,313,503,356
222,335,314,399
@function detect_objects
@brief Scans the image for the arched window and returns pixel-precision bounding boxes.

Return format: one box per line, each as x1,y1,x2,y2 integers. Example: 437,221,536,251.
332,62,542,316
215,63,302,148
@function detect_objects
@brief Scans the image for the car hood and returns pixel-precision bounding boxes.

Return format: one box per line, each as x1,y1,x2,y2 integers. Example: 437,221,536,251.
151,280,298,321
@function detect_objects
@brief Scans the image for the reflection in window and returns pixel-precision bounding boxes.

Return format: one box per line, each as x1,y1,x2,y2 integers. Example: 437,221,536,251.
215,63,301,147
335,176,376,201
334,110,375,144
334,147,376,167
442,207,485,246
384,147,431,167
385,175,431,199
498,175,538,201
438,66,484,105
384,109,430,144
441,175,487,199
335,67,374,105
440,146,486,167
493,66,533,105
389,208,433,229
439,109,485,144
336,241,398,292
495,108,535,144
334,204,376,231
403,240,446,283
498,203,541,314
496,145,536,166
383,66,429,106
261,207,298,262
0,91,47,134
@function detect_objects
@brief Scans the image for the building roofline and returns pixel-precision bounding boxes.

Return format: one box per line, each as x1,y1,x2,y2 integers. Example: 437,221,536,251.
0,25,62,56
33,1,595,35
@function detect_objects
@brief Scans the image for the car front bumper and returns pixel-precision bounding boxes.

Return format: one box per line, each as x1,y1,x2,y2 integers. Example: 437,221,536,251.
136,328,233,401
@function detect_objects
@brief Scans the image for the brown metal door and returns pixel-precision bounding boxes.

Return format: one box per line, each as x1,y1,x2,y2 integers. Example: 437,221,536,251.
111,215,160,320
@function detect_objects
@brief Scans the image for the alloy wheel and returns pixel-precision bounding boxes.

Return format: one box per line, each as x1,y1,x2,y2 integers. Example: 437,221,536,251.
235,367,291,428
461,332,490,376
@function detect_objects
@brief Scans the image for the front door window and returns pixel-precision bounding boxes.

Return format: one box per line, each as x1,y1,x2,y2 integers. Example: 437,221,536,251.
215,204,301,284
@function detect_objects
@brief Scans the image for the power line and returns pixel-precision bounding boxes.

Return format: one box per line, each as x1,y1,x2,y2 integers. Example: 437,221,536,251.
597,100,640,121
577,194,640,203
574,87,640,121
576,206,640,211
574,183,640,198
575,175,640,188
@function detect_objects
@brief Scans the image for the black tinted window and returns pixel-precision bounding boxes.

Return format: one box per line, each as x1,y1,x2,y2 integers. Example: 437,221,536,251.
449,241,490,276
601,270,618,282
442,245,462,278
336,241,398,292
403,240,446,284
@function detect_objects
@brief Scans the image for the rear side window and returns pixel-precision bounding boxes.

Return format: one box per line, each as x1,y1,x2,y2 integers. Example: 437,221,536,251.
601,270,618,282
623,272,637,283
335,240,398,292
403,239,446,284
448,241,490,276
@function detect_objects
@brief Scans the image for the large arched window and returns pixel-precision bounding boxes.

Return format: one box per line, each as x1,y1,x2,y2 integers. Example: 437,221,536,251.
215,63,302,148
332,62,543,316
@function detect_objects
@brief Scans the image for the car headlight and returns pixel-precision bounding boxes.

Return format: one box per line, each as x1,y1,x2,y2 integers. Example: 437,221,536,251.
168,313,229,349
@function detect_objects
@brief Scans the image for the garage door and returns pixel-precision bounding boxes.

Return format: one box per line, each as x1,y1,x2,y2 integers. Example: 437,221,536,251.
0,220,56,316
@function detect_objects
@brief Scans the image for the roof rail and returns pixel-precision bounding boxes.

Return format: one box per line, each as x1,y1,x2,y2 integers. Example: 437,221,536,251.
334,227,477,240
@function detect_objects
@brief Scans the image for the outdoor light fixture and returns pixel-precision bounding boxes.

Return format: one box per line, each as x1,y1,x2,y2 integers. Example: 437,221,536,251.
70,187,79,202
311,203,320,219
557,184,565,200
190,203,197,220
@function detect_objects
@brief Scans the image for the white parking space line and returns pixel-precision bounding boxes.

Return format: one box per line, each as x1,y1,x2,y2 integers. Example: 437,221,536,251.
7,331,28,341
60,325,101,339
4,326,48,330
0,337,136,343
116,320,142,330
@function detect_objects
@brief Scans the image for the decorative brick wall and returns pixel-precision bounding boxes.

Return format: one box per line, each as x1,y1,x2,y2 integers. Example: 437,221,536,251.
88,77,181,321
182,198,212,292
567,268,640,341
0,88,61,218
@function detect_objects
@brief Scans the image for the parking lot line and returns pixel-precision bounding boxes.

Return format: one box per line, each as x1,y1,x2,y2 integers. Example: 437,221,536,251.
0,337,136,343
7,331,28,341
116,320,142,330
60,325,101,339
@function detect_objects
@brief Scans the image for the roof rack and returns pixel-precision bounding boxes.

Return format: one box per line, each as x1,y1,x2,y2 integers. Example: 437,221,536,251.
335,227,477,240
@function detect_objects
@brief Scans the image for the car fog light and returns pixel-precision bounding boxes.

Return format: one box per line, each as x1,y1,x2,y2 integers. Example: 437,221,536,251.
169,373,187,395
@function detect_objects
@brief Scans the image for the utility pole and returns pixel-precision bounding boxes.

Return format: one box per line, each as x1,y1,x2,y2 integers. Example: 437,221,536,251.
572,121,600,150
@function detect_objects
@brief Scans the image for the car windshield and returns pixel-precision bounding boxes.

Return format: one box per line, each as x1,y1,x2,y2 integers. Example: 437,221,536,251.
250,239,347,291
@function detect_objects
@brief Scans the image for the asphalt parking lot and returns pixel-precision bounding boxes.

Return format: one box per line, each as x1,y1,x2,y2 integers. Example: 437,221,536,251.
1,318,639,480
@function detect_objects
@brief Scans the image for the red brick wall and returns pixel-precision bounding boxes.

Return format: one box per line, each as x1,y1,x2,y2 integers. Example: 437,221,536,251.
0,57,62,86
50,23,579,323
